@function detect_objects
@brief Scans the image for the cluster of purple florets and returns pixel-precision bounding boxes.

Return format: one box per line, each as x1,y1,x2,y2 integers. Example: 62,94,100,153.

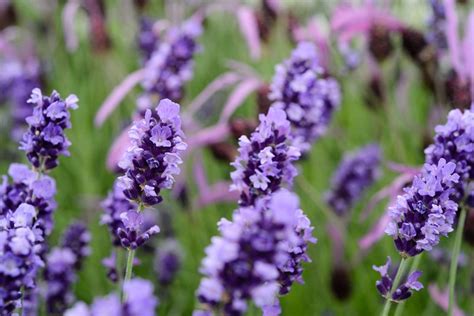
373,257,423,302
117,99,186,208
65,278,158,316
139,18,202,107
269,41,341,153
230,107,301,206
0,88,78,314
325,144,382,217
195,190,314,316
44,222,91,314
425,109,474,205
19,88,79,170
386,158,460,256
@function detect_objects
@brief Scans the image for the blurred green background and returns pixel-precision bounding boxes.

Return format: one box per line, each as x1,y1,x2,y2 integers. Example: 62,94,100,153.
1,0,472,315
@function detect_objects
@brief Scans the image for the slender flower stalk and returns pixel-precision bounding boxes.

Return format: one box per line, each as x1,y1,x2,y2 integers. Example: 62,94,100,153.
448,206,467,316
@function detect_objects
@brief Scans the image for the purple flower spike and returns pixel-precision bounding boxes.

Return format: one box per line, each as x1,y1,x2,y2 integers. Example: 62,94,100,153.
141,17,202,104
60,222,91,269
325,144,382,217
230,107,301,206
425,108,474,202
373,257,423,302
386,158,460,256
118,99,187,207
269,41,341,152
19,88,79,170
195,190,315,316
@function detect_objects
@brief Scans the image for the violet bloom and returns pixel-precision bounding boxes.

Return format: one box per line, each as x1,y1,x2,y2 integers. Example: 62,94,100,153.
0,203,43,314
140,18,202,106
230,107,301,207
425,108,474,203
64,278,158,316
117,98,187,207
385,158,460,256
154,238,182,286
373,257,423,302
269,41,341,153
44,222,91,314
19,88,79,170
195,190,315,316
325,144,382,217
1,163,57,245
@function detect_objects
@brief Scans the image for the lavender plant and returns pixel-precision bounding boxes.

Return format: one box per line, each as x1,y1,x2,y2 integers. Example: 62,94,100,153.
0,88,78,314
103,98,186,295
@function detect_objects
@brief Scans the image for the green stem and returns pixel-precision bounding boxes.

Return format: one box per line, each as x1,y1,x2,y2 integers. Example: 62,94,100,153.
122,248,136,302
448,206,467,316
381,257,409,316
394,254,423,316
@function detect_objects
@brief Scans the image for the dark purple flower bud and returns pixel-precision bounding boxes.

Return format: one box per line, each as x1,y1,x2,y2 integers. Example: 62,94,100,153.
330,265,353,301
117,99,186,207
230,108,300,207
368,24,394,62
138,17,160,62
269,41,341,152
19,88,78,170
325,144,382,217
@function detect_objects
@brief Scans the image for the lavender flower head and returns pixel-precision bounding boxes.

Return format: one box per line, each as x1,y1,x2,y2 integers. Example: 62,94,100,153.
425,108,474,203
19,88,79,170
60,221,91,269
426,0,447,51
385,158,460,256
138,17,160,62
64,278,158,316
140,18,202,106
325,144,382,217
195,190,315,316
116,210,160,249
373,257,423,302
117,98,187,207
269,41,341,152
230,107,301,207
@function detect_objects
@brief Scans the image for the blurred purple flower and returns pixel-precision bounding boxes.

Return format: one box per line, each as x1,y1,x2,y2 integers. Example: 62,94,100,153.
269,42,341,152
325,144,381,217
